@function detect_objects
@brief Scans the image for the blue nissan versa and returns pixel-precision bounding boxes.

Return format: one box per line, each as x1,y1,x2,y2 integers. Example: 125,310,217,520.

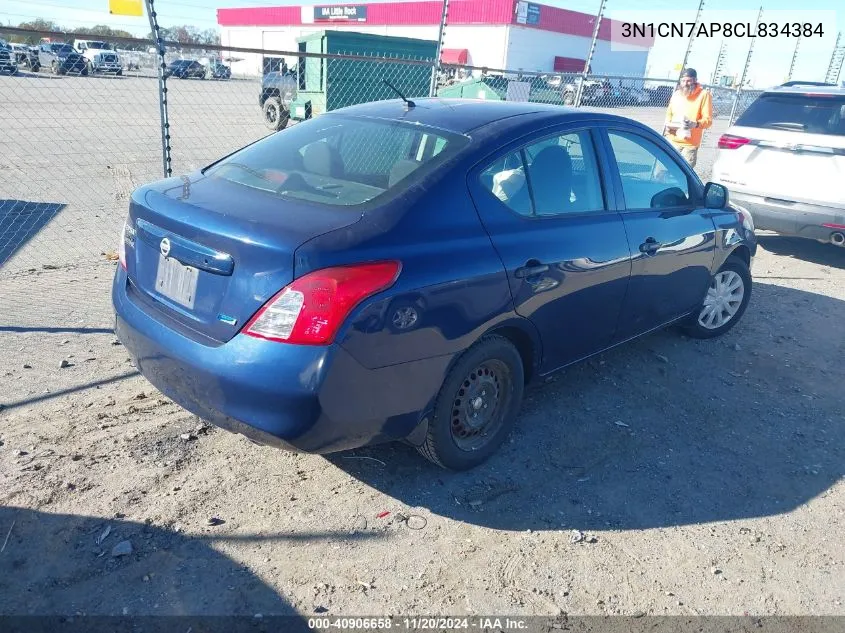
112,98,757,470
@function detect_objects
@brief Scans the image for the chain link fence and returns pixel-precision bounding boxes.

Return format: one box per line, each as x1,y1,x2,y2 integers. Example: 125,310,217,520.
0,27,775,367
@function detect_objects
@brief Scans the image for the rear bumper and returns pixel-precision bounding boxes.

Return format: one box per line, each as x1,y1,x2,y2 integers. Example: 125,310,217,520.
112,268,450,454
730,192,845,242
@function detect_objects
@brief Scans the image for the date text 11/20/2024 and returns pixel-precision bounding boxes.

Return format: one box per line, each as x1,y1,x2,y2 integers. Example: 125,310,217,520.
308,617,529,630
622,22,824,39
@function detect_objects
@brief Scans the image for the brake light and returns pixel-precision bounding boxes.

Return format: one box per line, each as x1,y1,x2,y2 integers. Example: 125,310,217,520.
718,134,750,150
118,223,127,270
243,261,401,345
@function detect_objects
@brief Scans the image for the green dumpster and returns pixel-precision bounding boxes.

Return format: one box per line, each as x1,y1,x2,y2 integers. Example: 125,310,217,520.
289,30,438,121
437,76,567,106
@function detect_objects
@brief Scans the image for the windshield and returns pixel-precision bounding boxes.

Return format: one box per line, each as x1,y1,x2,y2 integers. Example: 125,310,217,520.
205,114,468,207
89,41,109,50
170,60,190,67
52,44,75,54
737,93,845,136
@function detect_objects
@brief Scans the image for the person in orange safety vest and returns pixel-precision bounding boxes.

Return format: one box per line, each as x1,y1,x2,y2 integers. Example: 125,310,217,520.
663,67,713,169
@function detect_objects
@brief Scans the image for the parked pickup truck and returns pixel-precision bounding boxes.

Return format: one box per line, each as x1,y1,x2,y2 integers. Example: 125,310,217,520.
39,42,88,75
73,40,123,75
260,64,297,130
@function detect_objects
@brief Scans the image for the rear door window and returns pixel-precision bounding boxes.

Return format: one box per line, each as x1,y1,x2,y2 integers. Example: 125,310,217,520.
736,94,845,136
205,115,468,207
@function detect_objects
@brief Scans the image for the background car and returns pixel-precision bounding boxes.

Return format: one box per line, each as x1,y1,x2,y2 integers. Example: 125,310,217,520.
112,99,756,471
260,63,297,130
38,42,87,75
73,40,123,75
7,42,39,71
711,83,845,247
0,39,18,75
163,59,206,79
208,60,231,80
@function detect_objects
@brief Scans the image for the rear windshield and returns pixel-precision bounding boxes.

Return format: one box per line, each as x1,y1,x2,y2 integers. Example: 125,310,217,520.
737,93,845,136
205,115,468,207
52,44,75,54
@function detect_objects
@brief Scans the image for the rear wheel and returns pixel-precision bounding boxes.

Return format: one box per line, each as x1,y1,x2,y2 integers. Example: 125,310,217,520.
263,96,289,131
51,60,58,74
417,336,525,471
682,257,752,339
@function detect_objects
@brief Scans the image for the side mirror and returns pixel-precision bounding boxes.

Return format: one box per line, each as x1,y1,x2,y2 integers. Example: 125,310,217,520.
703,182,729,209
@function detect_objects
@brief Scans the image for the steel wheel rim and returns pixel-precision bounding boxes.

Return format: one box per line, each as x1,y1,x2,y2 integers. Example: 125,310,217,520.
698,270,744,330
450,359,511,452
267,103,278,124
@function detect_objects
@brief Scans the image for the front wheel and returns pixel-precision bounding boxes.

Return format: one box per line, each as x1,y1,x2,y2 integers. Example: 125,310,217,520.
682,257,752,339
262,96,289,131
417,335,525,471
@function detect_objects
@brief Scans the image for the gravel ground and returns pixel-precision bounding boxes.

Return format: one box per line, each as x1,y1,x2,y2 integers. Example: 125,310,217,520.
1,70,844,620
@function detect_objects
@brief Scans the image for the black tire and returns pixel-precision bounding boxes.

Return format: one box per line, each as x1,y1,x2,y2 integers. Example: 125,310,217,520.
32,62,40,72
263,96,289,131
682,256,752,339
417,335,525,471
116,69,123,76
51,60,58,75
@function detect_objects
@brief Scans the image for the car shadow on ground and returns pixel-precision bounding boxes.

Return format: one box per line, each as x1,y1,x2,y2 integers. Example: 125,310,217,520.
0,200,67,266
329,282,844,533
757,234,845,269
0,506,310,621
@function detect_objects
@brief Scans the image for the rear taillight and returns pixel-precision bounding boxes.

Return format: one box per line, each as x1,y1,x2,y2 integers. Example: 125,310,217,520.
243,261,401,345
118,223,126,269
718,134,751,150
118,220,135,270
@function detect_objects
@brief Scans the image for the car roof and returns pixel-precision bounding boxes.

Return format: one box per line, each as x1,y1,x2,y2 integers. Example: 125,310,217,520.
765,84,845,96
333,98,621,134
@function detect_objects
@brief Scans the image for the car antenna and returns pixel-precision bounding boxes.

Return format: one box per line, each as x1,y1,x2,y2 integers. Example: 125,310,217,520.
383,79,415,109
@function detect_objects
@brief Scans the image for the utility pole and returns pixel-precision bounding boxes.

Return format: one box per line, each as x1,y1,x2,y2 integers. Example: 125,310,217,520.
786,36,801,82
729,6,763,125
710,39,726,85
824,31,844,85
574,0,606,107
429,0,449,97
678,0,705,81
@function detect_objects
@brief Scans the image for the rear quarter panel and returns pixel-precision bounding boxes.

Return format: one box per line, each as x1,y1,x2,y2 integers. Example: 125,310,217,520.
293,164,537,372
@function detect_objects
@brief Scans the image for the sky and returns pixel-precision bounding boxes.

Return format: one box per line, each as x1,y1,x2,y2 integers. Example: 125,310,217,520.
1,0,842,87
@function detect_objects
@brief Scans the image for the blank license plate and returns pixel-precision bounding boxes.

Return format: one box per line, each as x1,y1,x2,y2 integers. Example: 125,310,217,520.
155,254,199,309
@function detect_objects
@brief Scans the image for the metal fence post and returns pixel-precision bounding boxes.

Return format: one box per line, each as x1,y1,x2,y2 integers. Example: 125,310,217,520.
786,36,801,83
728,6,763,126
574,0,606,108
429,0,449,97
145,0,172,178
678,0,704,81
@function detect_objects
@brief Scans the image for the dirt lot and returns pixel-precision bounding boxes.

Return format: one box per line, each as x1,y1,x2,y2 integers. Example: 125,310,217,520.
1,70,844,621
1,236,843,619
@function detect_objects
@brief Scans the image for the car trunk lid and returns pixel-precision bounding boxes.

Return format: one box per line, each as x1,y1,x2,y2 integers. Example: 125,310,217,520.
125,173,363,344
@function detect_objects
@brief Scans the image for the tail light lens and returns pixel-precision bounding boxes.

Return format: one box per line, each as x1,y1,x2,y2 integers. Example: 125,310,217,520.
718,134,750,150
118,223,127,270
118,220,135,270
243,261,401,345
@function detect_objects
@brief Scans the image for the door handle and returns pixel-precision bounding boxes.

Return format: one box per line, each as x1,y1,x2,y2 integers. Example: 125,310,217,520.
514,261,550,278
639,237,663,254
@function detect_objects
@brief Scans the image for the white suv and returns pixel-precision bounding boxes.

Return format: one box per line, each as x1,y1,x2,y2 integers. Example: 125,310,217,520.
711,83,845,248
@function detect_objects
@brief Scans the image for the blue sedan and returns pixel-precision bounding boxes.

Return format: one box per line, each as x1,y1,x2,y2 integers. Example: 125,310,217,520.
112,98,757,470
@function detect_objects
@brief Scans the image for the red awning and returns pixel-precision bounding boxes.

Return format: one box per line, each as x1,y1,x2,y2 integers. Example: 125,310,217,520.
554,56,587,72
441,48,469,65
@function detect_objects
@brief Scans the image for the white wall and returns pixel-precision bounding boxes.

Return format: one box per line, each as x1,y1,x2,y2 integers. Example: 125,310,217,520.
220,24,509,76
504,26,649,76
